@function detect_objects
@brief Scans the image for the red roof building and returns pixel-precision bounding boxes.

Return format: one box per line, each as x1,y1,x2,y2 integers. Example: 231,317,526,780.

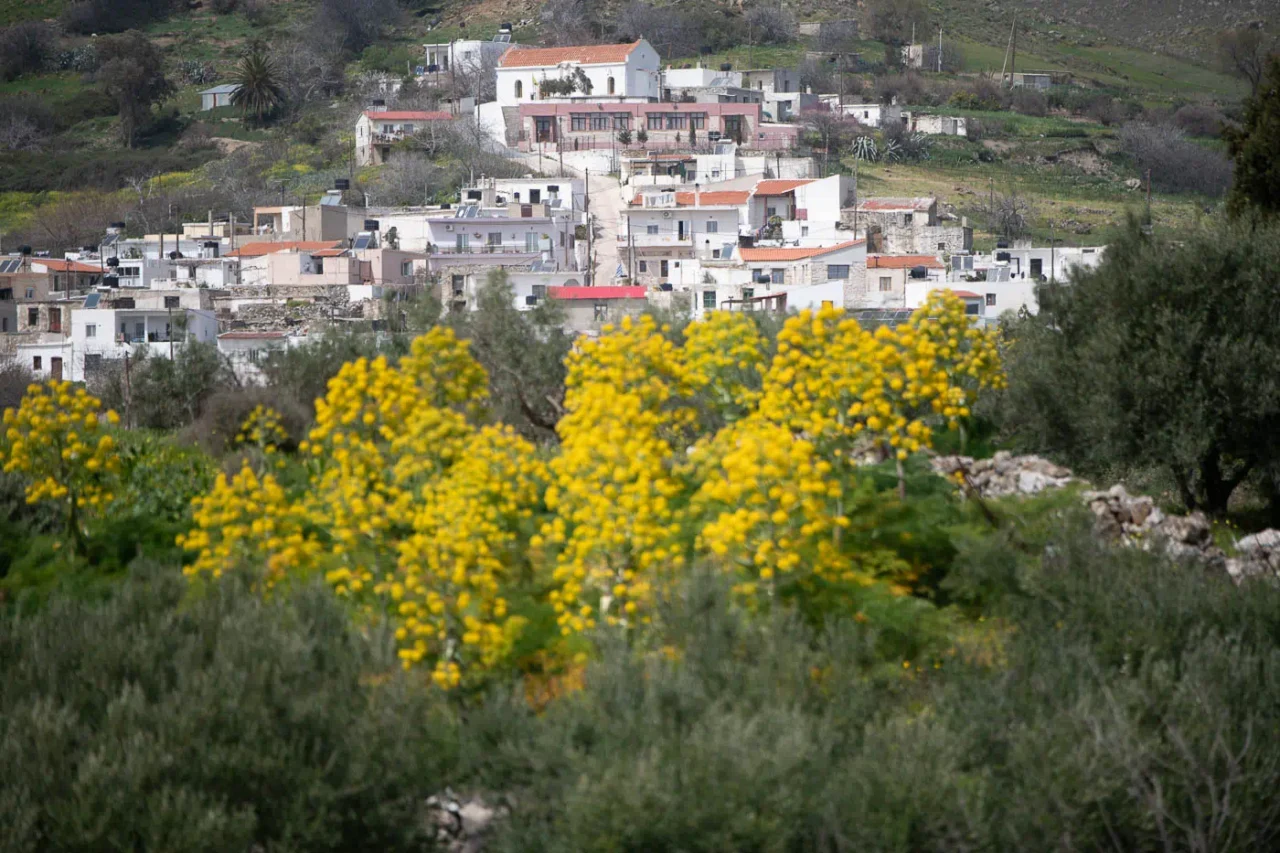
498,41,645,68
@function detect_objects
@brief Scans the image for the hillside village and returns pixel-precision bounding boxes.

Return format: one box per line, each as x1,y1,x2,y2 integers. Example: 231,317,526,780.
0,23,1121,383
6,3,1280,849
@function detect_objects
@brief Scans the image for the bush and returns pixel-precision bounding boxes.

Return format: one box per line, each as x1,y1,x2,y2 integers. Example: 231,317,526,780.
0,566,452,851
61,0,178,34
950,76,1006,111
1173,103,1226,137
1119,121,1233,196
477,529,1280,851
185,386,312,458
0,22,59,82
995,216,1280,514
92,343,235,432
1010,87,1048,117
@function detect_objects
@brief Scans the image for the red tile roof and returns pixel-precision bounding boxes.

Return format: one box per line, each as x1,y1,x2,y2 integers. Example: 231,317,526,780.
312,248,348,257
225,241,343,258
867,254,944,269
949,289,981,298
630,190,751,207
753,179,813,195
739,240,864,262
499,41,644,68
34,259,104,274
549,285,647,300
363,111,454,121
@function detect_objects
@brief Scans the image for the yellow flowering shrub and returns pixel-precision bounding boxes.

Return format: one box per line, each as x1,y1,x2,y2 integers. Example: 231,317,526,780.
681,310,767,422
178,465,322,586
1,381,121,544
389,426,548,684
235,404,288,454
542,316,690,633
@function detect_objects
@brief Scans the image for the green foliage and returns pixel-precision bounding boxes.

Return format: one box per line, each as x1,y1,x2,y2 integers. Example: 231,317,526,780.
1227,56,1280,217
994,216,1280,514
446,271,572,443
93,30,174,148
230,46,284,124
466,522,1280,852
93,342,233,432
0,566,453,851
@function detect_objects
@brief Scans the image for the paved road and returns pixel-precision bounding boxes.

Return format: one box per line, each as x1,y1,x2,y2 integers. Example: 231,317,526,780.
509,151,626,285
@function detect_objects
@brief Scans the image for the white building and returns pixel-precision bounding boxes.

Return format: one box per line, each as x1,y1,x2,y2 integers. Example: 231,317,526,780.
355,109,456,167
218,330,306,384
903,111,968,137
495,40,661,108
826,100,903,129
947,244,1106,316
422,36,516,77
20,289,219,382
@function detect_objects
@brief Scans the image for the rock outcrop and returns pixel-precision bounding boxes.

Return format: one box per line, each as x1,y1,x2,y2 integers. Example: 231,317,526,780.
427,790,503,853
932,451,1075,498
933,453,1280,585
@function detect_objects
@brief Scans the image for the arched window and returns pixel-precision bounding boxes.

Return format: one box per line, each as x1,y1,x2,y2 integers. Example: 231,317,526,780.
607,76,616,95
515,80,523,99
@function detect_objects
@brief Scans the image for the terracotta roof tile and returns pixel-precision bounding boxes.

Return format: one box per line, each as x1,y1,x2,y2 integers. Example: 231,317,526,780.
867,254,944,269
499,41,643,68
949,289,981,298
753,179,813,195
34,259,104,274
739,240,864,262
225,241,343,259
549,285,646,300
630,190,751,207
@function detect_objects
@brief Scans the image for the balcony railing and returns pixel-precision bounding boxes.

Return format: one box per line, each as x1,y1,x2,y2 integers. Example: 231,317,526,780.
431,244,542,256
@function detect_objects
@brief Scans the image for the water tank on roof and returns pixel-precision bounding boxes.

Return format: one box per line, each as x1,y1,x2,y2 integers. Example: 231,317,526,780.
364,219,379,231
334,178,350,190
19,245,31,256
107,257,119,268
995,251,1011,262
720,62,732,71
909,265,928,279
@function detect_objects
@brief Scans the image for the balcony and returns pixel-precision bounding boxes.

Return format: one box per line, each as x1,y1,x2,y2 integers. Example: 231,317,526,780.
618,232,692,247
431,244,543,256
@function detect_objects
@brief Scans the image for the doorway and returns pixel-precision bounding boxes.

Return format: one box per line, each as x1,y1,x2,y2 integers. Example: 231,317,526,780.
51,357,63,380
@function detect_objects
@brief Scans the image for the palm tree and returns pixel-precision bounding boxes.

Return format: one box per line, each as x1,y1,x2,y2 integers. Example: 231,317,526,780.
231,47,284,124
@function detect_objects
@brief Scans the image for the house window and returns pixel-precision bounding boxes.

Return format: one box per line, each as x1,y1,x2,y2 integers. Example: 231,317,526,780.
27,308,38,326
903,214,913,225
770,268,784,284
766,207,777,218
593,302,608,321
665,113,687,130
801,226,809,237
702,290,716,309
525,233,540,252
827,265,850,280
965,301,980,316
612,113,630,129
32,356,41,371
313,258,324,274
742,287,754,300
705,220,718,233
85,323,97,338
84,353,102,374
690,113,707,129
647,113,664,130
590,114,609,131
24,287,34,298
401,261,413,276
638,261,647,272
164,295,180,308
487,232,502,246
531,284,547,298
53,275,60,289
607,76,615,94
515,80,523,98
938,242,947,250
646,224,659,235
986,293,997,306
451,274,465,295
571,114,587,131
879,276,893,292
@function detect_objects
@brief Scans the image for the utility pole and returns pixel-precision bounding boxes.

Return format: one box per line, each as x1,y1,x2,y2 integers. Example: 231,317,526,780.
1050,221,1056,283
1000,17,1016,87
1009,18,1017,87
852,155,860,238
938,27,943,73
584,168,592,286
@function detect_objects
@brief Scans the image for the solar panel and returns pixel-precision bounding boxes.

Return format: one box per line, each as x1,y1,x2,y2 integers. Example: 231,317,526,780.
83,293,100,308
492,33,511,43
414,66,425,75
0,259,22,273
352,235,372,250
101,234,119,246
